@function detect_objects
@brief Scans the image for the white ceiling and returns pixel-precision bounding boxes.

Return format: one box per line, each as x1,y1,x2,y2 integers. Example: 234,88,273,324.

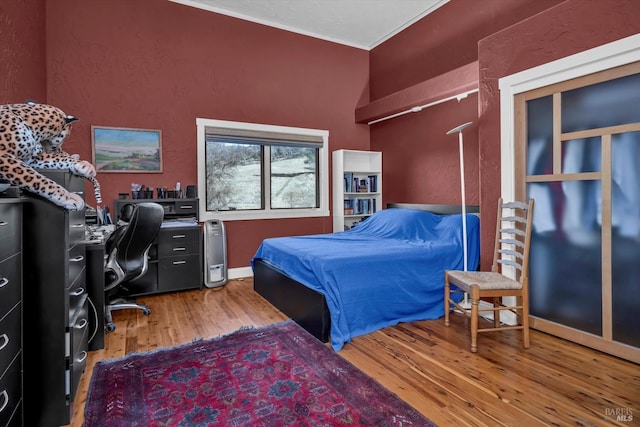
170,0,449,50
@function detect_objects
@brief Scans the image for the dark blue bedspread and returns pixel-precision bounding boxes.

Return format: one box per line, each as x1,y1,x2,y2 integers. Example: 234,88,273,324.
252,208,480,351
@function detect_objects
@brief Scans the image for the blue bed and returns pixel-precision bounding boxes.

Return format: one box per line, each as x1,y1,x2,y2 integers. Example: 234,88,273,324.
252,207,480,351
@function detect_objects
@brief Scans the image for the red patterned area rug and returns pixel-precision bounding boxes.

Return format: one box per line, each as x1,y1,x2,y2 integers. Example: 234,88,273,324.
84,320,436,426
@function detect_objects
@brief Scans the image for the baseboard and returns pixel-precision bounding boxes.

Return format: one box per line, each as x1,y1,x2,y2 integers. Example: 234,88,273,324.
229,266,253,280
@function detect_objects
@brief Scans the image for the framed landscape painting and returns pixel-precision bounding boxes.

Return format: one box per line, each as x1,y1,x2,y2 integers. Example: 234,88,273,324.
92,126,163,173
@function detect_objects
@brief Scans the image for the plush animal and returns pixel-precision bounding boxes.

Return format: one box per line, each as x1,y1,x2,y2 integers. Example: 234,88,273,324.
0,101,102,210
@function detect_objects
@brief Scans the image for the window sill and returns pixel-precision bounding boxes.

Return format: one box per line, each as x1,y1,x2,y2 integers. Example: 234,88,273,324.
199,208,330,222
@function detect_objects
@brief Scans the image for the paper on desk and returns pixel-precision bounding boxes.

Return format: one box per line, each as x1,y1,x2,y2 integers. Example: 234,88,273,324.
161,218,198,227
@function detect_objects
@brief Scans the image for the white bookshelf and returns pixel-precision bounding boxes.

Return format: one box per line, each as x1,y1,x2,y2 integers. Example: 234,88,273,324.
332,149,382,232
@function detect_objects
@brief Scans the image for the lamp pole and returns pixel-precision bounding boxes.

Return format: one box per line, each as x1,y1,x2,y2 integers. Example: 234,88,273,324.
447,122,473,305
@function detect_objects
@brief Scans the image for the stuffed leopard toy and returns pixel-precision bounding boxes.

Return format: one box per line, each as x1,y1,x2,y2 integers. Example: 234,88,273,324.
0,101,102,210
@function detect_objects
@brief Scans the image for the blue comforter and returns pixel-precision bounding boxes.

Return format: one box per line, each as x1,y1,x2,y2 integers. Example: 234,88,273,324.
252,208,480,351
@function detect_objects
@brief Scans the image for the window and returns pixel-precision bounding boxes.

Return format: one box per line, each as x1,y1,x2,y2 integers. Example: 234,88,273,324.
197,118,329,221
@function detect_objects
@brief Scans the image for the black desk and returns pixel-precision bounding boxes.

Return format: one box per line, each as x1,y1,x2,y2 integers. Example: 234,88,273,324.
85,241,106,351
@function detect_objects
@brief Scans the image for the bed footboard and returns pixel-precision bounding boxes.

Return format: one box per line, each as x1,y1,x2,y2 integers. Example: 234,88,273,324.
253,258,330,343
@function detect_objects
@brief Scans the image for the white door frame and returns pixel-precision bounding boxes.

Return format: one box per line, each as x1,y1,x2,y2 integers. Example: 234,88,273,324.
498,33,640,202
494,34,640,326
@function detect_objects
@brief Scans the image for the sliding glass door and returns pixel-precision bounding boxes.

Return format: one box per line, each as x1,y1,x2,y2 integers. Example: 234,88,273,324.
515,62,640,355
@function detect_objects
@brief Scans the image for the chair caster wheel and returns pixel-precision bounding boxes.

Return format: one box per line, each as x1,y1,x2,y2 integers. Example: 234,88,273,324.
106,322,116,332
142,308,151,316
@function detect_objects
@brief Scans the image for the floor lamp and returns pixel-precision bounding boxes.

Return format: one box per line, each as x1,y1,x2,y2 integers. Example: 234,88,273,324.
446,121,473,307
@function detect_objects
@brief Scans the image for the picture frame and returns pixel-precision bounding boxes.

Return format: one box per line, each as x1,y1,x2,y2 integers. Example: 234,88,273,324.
91,126,163,173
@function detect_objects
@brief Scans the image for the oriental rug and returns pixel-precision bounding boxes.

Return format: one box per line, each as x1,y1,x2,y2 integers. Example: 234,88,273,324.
84,320,435,426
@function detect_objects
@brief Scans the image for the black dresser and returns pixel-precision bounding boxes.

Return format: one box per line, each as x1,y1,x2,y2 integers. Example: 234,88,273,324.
0,197,23,427
22,171,89,426
113,198,203,295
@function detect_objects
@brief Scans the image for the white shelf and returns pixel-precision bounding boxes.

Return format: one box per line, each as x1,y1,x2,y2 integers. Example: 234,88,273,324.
332,149,382,232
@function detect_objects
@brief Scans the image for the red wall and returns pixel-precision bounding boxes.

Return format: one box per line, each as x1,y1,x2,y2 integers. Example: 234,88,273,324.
44,0,370,268
478,0,640,268
369,0,563,224
369,0,564,100
372,92,480,208
0,0,46,103
6,0,639,272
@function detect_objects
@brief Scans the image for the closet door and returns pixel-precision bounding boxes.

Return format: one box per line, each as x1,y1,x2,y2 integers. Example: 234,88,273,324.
515,62,640,363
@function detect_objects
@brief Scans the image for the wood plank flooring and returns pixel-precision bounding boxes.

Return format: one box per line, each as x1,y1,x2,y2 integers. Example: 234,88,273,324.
69,278,639,426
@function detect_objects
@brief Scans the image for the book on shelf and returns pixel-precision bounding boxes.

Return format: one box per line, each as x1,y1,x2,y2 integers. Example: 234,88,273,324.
367,175,377,192
344,173,353,192
343,197,377,215
343,173,378,193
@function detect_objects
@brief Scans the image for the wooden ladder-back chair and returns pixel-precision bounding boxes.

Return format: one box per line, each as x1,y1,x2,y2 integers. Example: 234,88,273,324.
444,198,535,353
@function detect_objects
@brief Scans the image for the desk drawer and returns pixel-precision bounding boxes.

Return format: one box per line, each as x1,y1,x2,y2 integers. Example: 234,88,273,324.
68,270,87,318
70,298,88,401
68,211,86,243
174,200,197,216
158,227,200,257
71,296,89,346
0,254,20,318
71,328,88,401
0,304,20,378
68,244,86,286
158,254,201,292
0,205,20,262
0,353,21,427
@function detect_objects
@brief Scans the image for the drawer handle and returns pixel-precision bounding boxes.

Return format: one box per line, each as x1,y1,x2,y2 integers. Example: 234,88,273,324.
0,390,7,413
0,221,7,227
70,255,84,262
77,319,88,330
173,247,186,251
70,287,85,296
71,224,84,228
0,334,9,351
0,277,8,288
179,205,193,209
77,351,88,363
173,260,186,265
172,234,186,239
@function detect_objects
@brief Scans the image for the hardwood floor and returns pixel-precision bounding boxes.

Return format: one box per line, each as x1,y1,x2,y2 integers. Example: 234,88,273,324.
70,278,639,427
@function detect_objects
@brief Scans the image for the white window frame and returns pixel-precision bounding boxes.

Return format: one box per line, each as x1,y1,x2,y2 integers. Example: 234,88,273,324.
196,118,330,221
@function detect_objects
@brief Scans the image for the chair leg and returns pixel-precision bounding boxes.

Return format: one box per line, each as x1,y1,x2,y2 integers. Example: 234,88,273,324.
105,306,116,332
521,294,530,349
104,298,152,333
470,286,479,353
493,297,501,328
444,273,450,326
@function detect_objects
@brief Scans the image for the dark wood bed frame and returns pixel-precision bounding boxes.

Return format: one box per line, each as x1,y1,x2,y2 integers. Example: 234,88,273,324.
252,203,480,343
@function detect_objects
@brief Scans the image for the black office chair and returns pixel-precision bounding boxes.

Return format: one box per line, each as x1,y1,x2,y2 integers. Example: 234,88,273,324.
104,202,164,332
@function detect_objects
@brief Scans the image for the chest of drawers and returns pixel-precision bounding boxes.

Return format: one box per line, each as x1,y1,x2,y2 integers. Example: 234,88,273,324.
0,198,23,427
22,171,89,426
